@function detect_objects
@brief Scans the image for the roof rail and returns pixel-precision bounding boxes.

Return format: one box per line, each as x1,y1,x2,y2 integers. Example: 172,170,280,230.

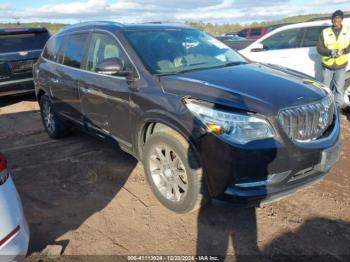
143,21,163,24
55,21,124,34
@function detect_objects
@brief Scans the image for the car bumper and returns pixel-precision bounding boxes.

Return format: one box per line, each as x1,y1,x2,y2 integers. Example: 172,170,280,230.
0,176,29,261
0,78,34,97
196,115,340,204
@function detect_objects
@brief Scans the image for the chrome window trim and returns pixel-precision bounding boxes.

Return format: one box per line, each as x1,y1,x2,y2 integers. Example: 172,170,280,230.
42,29,140,81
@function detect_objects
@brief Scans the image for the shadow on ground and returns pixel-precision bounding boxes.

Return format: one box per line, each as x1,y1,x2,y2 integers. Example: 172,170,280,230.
196,202,350,262
4,131,137,254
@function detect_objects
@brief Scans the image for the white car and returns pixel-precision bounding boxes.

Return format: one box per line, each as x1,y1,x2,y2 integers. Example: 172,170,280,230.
239,18,350,105
0,153,29,261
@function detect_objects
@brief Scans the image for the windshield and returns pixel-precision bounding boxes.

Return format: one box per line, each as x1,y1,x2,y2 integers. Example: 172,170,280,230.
123,28,246,75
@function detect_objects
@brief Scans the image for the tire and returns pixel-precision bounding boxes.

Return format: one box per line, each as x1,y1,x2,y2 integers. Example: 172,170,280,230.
143,127,209,213
39,94,71,139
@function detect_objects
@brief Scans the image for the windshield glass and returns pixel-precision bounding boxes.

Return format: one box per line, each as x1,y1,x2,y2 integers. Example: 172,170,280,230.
123,28,246,75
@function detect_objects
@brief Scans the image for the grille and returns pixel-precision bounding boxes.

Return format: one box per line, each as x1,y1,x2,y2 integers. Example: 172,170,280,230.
278,94,335,142
8,59,35,73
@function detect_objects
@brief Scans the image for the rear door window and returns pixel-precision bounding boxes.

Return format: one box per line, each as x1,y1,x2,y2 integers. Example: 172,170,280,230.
261,28,303,50
0,31,50,53
301,26,328,47
57,33,89,68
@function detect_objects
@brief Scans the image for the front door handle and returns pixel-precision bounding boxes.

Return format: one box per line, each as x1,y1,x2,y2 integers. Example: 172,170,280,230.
50,77,59,84
80,86,89,94
80,86,105,97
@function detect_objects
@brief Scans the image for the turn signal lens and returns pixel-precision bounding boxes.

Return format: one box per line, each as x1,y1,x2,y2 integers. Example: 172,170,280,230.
207,123,222,135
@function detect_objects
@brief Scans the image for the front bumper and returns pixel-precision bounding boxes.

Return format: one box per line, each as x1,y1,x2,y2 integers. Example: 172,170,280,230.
0,176,30,261
0,78,34,97
196,115,340,205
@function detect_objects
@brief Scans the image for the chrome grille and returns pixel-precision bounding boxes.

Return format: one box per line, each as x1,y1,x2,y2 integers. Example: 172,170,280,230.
9,59,35,73
278,94,335,142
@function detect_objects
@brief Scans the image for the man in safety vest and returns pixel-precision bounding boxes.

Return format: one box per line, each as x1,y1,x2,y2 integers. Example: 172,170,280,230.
317,10,350,111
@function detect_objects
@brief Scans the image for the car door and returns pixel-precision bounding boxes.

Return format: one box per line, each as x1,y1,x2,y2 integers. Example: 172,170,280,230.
50,32,89,123
299,25,328,81
79,31,135,146
241,28,304,73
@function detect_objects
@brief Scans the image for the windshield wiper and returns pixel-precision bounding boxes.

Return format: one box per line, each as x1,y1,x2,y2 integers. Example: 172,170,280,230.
155,61,248,76
155,67,214,76
221,61,248,67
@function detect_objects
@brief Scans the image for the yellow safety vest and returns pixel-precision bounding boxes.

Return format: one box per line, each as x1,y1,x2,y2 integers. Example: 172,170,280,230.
321,26,350,67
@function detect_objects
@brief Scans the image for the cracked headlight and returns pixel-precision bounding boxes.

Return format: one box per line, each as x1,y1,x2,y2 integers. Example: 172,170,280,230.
186,101,274,144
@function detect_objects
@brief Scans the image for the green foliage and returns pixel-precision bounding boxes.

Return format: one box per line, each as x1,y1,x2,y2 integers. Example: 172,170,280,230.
187,13,330,35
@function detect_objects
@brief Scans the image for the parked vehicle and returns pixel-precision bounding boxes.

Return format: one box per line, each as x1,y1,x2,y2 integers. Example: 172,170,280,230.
219,39,254,51
265,23,296,33
34,22,340,213
0,153,29,260
216,35,253,50
239,19,350,106
224,24,295,50
237,27,266,40
0,27,50,97
216,35,246,42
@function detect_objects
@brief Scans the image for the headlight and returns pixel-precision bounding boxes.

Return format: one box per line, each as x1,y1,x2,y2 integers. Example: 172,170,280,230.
185,101,274,144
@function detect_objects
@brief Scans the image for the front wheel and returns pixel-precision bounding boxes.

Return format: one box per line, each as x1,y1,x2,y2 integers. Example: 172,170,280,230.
143,127,209,213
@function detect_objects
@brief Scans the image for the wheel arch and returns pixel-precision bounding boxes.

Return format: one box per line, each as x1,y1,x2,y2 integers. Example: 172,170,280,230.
36,88,46,101
135,113,193,161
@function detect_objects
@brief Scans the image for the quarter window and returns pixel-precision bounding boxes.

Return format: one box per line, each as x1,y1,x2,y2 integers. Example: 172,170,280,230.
57,33,88,68
85,32,131,73
261,28,302,50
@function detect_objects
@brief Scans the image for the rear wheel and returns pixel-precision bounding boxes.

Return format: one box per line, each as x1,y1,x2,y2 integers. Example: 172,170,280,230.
143,127,209,213
39,94,71,138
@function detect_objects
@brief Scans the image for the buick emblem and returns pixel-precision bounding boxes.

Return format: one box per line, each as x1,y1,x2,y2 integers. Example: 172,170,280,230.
18,51,28,56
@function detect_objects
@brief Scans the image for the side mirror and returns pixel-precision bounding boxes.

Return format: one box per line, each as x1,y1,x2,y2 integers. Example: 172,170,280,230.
96,58,130,77
250,43,266,52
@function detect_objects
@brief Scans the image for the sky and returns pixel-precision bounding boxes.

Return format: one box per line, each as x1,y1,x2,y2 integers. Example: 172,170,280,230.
0,0,349,24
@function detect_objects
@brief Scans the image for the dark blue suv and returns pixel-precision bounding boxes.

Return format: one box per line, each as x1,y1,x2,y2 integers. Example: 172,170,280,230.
33,22,340,213
0,27,49,97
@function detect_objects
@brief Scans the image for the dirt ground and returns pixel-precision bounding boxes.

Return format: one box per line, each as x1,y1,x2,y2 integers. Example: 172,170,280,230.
0,95,349,262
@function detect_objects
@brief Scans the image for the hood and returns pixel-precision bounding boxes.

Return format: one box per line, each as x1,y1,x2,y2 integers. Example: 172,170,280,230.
159,63,328,116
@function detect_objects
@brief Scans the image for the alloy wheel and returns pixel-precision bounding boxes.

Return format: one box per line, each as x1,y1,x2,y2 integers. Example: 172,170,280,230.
149,144,188,202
